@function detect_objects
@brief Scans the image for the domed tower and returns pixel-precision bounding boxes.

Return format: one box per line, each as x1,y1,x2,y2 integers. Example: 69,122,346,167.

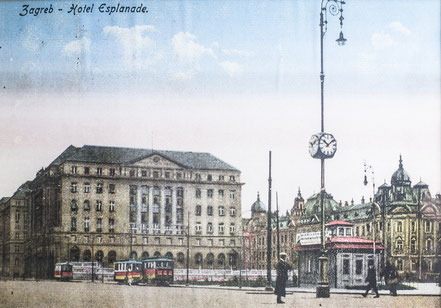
413,179,431,202
251,192,267,216
390,155,413,202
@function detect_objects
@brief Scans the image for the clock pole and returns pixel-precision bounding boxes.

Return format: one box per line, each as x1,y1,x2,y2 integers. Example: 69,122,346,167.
314,0,347,298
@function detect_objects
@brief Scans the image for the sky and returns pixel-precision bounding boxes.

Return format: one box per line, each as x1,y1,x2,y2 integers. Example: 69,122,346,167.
0,0,440,217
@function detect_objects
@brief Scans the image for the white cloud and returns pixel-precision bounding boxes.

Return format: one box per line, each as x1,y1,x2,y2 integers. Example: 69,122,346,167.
221,48,251,57
62,37,91,56
219,61,243,77
172,32,215,62
388,22,411,36
103,25,162,70
371,33,395,50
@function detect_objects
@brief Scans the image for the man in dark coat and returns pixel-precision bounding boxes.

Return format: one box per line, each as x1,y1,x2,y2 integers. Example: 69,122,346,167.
362,264,380,298
274,253,292,304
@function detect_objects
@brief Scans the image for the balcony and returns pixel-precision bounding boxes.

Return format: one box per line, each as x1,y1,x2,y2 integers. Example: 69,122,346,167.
152,205,160,213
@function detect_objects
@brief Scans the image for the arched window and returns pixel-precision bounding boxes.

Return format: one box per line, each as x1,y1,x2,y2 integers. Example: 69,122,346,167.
206,253,214,266
107,251,117,265
130,251,138,260
410,238,416,253
95,250,104,262
195,253,203,265
177,252,185,264
83,250,91,261
396,238,403,251
165,252,173,260
141,251,149,259
70,246,81,262
154,251,161,257
217,253,225,266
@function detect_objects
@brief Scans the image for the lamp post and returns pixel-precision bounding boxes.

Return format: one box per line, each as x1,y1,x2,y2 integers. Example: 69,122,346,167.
308,0,347,298
265,151,273,291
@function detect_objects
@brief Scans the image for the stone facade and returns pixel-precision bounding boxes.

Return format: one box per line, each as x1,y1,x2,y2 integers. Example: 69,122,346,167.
0,145,244,279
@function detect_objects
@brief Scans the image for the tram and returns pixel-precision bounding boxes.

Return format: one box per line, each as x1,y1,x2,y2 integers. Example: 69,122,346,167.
141,257,174,286
54,262,73,281
114,260,142,285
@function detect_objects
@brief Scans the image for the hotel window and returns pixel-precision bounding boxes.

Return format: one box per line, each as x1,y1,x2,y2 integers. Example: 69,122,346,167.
153,171,159,178
195,188,201,198
155,237,160,245
84,218,90,232
143,237,148,244
109,201,115,212
130,169,136,177
196,238,201,246
71,199,78,211
141,170,147,177
229,190,236,199
207,206,213,216
207,189,213,198
218,189,224,197
176,172,182,179
97,236,102,243
109,168,115,176
207,223,213,233
71,182,77,193
84,167,89,175
230,207,236,217
84,200,90,211
229,223,235,234
366,223,370,233
165,171,170,179
218,223,224,234
195,223,202,234
397,221,403,232
355,226,359,236
192,205,200,216
208,239,213,246
71,235,77,243
15,211,20,223
230,239,236,246
109,219,115,232
179,238,184,246
219,175,224,181
71,217,77,231
96,183,103,194
97,218,102,232
411,221,416,232
97,168,102,176
229,175,235,182
109,184,115,194
71,165,77,174
207,174,212,181
177,187,184,197
96,200,102,212
84,183,90,193
346,228,352,236
195,173,201,181
219,239,225,246
339,228,344,236
218,206,225,216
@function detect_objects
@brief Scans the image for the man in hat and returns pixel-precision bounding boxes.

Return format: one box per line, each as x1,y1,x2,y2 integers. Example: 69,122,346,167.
274,252,292,304
362,264,380,298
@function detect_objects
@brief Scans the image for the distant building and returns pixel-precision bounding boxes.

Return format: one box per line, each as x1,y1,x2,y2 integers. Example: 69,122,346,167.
0,182,31,278
0,145,244,279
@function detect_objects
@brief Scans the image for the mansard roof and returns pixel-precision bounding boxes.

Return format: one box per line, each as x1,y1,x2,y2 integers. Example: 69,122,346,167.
50,145,239,171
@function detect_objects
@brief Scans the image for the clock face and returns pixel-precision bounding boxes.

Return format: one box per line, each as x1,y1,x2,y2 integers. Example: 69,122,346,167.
319,133,337,158
308,134,319,158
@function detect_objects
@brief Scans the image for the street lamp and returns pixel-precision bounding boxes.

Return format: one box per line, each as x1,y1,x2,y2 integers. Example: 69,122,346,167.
307,0,347,298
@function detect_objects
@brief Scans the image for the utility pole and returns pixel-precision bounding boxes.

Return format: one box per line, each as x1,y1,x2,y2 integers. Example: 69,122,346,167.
276,192,280,260
265,151,273,291
186,211,190,286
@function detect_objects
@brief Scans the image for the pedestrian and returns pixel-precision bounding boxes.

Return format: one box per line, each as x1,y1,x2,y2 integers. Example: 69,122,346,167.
380,260,392,286
362,264,380,298
274,252,292,304
388,265,399,296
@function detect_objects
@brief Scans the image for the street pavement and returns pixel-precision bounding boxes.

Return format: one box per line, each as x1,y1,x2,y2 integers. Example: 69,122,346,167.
0,280,439,308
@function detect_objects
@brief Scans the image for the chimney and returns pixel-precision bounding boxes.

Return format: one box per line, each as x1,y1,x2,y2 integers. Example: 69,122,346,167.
361,196,365,204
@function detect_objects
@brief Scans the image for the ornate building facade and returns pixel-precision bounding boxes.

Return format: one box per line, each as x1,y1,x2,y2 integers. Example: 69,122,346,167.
0,145,243,278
